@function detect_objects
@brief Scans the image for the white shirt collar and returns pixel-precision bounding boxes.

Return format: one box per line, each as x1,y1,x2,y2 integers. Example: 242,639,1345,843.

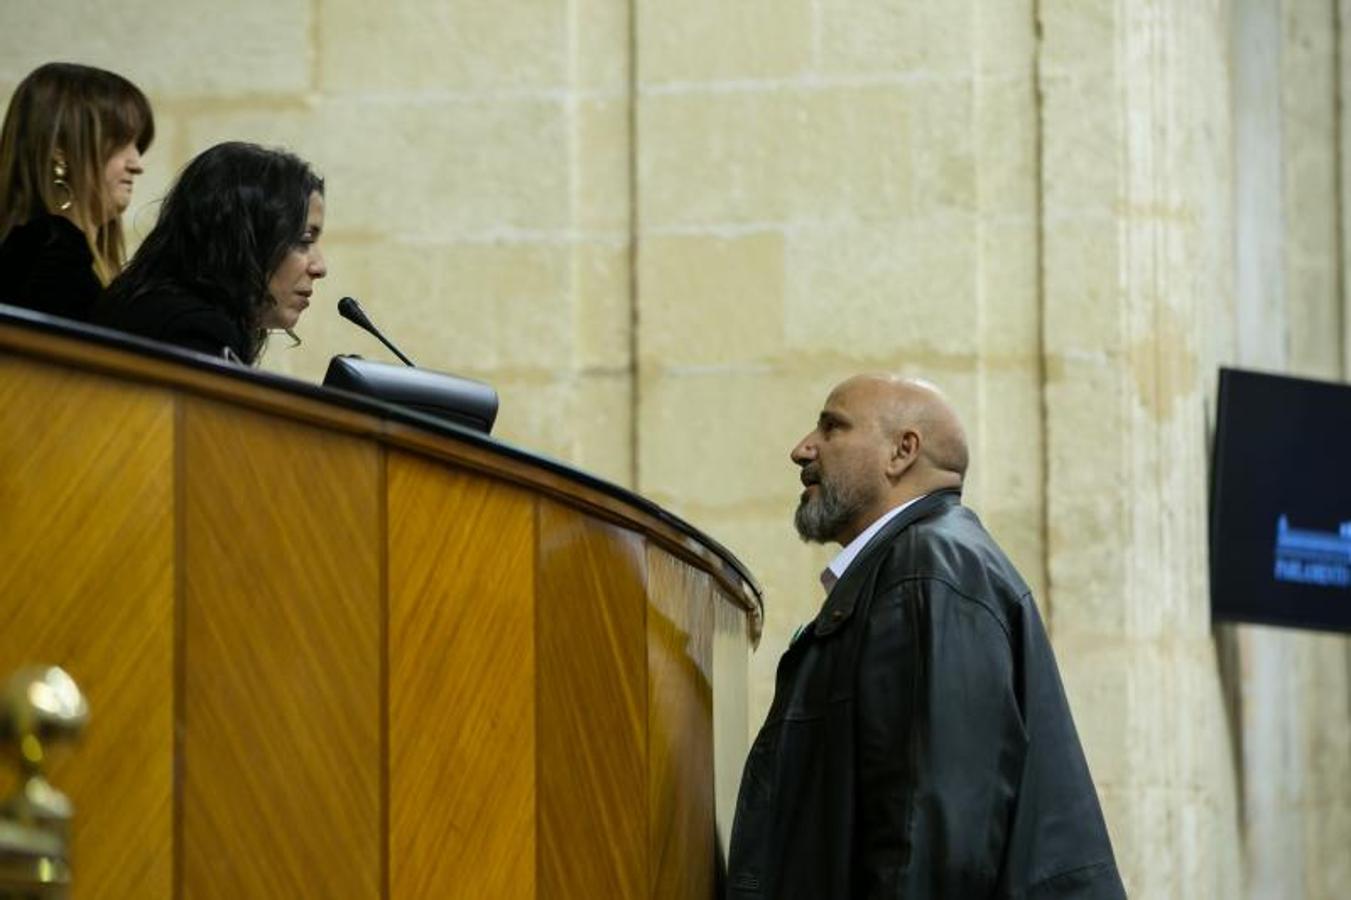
819,494,927,594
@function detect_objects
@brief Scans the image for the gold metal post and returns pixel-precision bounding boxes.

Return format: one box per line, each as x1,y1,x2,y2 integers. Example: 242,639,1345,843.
0,667,87,899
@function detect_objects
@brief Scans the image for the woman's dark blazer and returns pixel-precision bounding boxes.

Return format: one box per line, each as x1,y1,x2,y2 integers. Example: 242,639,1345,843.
94,284,252,362
0,214,102,321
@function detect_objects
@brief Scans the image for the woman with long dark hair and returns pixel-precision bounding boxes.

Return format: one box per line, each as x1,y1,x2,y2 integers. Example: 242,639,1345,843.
0,62,154,318
99,141,327,364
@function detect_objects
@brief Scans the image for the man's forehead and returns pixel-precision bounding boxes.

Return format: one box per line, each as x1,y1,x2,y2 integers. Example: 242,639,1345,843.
822,379,884,420
828,375,889,404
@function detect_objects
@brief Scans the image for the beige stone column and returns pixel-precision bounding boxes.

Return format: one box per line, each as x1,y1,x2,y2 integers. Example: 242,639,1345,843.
1229,1,1351,897
1039,1,1242,895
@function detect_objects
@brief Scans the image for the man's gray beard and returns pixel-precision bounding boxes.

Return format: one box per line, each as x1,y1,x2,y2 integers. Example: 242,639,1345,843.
794,477,869,544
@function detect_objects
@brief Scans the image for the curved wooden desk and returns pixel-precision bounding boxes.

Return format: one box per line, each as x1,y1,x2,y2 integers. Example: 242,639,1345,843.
0,306,761,899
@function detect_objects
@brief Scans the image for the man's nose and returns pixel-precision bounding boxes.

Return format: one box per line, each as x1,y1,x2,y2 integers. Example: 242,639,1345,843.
790,435,816,466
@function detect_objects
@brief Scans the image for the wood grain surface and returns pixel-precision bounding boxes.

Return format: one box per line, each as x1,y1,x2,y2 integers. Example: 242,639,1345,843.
646,548,717,900
387,453,537,898
1,320,761,632
536,500,649,900
387,421,760,622
1,332,760,900
0,357,176,898
179,398,382,899
713,583,752,867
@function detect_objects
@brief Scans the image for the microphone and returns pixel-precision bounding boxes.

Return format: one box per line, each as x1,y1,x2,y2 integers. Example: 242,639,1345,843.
337,296,415,367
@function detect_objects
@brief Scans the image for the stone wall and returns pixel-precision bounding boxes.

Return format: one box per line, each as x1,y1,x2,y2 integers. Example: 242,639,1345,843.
0,0,636,486
632,0,1047,762
3,0,1348,895
1040,2,1243,893
1230,0,1351,895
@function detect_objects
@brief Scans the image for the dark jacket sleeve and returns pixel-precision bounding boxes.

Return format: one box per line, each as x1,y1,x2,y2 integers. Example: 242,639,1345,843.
996,599,1125,899
854,576,1027,898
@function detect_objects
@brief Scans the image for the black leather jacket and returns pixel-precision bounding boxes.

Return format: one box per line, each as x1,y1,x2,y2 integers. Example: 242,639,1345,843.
727,491,1125,899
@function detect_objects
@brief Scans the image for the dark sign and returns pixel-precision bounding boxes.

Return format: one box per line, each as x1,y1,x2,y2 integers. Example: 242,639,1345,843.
1210,367,1351,632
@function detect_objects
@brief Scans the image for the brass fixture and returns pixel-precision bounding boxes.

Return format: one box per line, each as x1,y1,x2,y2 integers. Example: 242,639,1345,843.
0,667,88,899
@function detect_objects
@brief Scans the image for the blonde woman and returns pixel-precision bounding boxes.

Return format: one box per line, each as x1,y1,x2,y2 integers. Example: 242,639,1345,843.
0,62,154,319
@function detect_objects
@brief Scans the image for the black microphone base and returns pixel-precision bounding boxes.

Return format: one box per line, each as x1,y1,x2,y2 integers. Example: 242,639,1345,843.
323,355,499,434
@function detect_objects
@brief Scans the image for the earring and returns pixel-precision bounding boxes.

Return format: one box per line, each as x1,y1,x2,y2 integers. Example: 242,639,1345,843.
51,158,74,211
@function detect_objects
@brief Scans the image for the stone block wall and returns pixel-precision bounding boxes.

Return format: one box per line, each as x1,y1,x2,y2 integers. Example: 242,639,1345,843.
1,0,636,486
633,0,1046,753
3,0,1349,895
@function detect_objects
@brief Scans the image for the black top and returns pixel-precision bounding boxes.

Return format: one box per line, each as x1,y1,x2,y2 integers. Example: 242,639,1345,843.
94,285,252,362
0,214,102,321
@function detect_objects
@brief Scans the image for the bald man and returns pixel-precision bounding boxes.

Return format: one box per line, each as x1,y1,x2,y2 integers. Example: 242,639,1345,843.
726,376,1124,899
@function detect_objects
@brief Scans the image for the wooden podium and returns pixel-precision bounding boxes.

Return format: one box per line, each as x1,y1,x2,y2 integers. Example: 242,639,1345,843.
0,307,761,899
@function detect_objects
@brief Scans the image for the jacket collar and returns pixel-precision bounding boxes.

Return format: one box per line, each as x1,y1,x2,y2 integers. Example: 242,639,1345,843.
810,488,962,637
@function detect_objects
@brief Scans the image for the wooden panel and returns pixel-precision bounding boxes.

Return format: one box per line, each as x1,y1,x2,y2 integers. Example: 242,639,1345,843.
712,586,751,866
537,501,648,899
387,453,536,898
2,321,763,635
0,356,175,898
180,399,382,899
387,422,760,624
646,548,716,900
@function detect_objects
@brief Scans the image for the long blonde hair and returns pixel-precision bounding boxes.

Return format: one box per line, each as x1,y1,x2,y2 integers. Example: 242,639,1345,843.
0,62,154,285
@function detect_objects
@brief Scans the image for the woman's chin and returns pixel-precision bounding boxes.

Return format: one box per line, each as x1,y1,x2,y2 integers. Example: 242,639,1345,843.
104,194,132,218
263,313,300,332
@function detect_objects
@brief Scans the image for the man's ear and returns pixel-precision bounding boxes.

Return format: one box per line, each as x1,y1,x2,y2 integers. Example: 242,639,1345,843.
886,429,920,478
